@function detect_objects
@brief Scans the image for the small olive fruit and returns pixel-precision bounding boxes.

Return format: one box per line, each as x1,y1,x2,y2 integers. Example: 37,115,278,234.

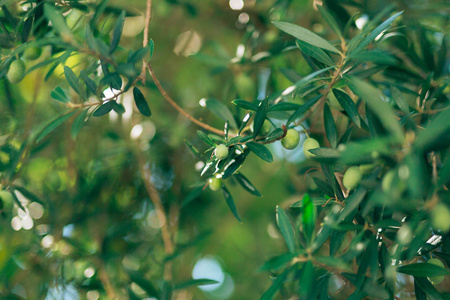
382,170,395,192
327,91,343,111
23,47,42,60
302,138,320,158
343,166,363,191
359,164,375,175
281,129,300,150
7,60,26,84
431,203,450,233
427,258,446,284
251,119,272,136
214,144,229,160
209,177,222,191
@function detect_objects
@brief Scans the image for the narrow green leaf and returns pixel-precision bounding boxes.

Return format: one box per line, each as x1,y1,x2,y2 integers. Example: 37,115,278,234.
299,261,314,298
253,99,269,138
350,11,403,55
205,99,237,129
93,101,114,117
174,279,219,290
260,267,292,300
323,103,337,148
133,87,151,117
414,277,444,300
260,252,299,271
64,66,86,100
273,21,340,53
222,153,248,179
276,206,296,253
128,46,149,64
269,102,301,112
302,193,316,245
234,173,261,197
317,5,343,38
36,111,77,143
50,86,68,103
233,99,258,111
287,94,321,126
112,102,126,114
197,130,215,147
348,77,404,142
296,40,335,67
332,89,361,128
71,109,88,139
309,148,340,163
397,263,450,277
43,3,73,39
265,128,284,143
148,39,154,60
246,141,273,163
126,270,159,297
391,86,410,114
110,11,125,54
221,185,241,222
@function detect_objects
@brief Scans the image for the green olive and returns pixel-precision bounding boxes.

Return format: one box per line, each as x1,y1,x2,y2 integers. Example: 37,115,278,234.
281,129,300,150
209,177,222,191
302,137,320,158
431,203,450,233
427,258,446,284
382,170,395,192
343,166,362,191
7,60,26,84
214,144,229,160
23,47,42,60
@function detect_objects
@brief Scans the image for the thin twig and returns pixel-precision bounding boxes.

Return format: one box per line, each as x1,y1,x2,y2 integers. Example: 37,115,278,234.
141,0,152,83
147,63,225,136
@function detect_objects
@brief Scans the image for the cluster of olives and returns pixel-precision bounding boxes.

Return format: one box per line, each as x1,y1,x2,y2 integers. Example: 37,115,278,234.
5,47,42,84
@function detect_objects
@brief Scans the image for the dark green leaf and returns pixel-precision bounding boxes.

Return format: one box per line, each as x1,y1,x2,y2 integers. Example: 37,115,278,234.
43,3,73,38
50,86,68,103
133,87,151,117
246,142,273,163
233,99,258,111
296,40,335,67
414,277,444,300
323,103,337,148
397,263,450,277
36,111,77,143
287,95,321,126
64,66,86,100
317,5,342,38
128,46,149,64
126,270,159,297
234,173,261,196
391,86,410,114
309,147,340,163
269,102,301,112
93,101,114,117
110,11,125,54
221,185,241,222
71,109,88,139
112,102,126,114
299,261,314,298
348,77,404,142
350,11,403,56
265,128,284,143
273,21,340,53
332,89,361,128
197,130,215,147
276,206,296,253
253,99,269,138
260,252,299,271
174,279,218,290
414,108,450,152
260,267,292,300
148,39,154,60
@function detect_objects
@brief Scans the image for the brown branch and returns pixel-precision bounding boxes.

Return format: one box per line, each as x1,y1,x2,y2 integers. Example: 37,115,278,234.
140,0,152,83
147,63,225,136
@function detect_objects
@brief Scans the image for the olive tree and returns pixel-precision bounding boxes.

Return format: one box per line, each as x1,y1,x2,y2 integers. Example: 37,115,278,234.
0,0,449,299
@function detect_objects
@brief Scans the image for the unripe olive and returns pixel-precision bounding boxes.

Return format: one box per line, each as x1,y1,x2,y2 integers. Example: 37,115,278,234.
281,129,300,150
343,166,362,191
431,203,450,233
359,164,375,175
327,91,343,111
302,138,320,158
251,119,272,136
382,170,395,192
7,60,26,84
209,177,222,191
428,258,445,284
214,144,229,160
23,47,42,60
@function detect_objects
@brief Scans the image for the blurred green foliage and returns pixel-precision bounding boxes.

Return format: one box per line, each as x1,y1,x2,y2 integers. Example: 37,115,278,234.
0,0,449,299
